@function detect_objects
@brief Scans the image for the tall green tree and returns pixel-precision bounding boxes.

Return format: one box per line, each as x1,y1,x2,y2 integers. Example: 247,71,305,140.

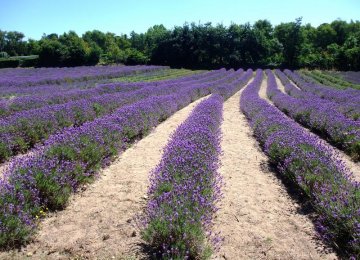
59,31,88,66
38,38,65,66
274,18,303,68
4,31,26,56
0,30,6,53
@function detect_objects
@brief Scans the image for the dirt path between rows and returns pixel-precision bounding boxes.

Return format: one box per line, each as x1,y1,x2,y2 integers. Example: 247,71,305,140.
274,74,360,182
213,85,337,259
274,73,287,94
0,161,9,177
0,96,209,260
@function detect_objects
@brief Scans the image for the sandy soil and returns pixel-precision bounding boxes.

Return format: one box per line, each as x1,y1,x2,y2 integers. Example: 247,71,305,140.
274,75,360,182
274,74,287,94
0,96,208,260
259,76,269,100
280,74,301,90
213,86,337,259
0,161,9,177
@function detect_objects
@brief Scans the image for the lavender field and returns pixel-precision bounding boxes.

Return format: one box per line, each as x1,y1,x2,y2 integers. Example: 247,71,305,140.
0,65,359,259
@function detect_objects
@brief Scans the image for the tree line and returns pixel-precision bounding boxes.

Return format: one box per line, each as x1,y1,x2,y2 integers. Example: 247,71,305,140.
1,18,360,70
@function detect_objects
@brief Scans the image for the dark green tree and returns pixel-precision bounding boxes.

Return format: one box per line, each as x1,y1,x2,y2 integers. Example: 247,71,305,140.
4,31,26,56
2,18,360,70
59,31,88,66
38,38,65,66
274,18,303,68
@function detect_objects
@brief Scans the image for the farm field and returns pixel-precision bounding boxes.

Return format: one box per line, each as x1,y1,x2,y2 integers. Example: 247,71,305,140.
0,65,359,259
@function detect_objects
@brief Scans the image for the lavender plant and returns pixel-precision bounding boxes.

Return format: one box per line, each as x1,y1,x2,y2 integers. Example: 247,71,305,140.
142,94,223,259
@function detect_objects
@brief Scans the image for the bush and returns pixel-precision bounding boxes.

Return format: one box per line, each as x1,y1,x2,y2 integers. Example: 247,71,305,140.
0,52,9,58
125,49,149,65
0,58,19,68
19,56,39,67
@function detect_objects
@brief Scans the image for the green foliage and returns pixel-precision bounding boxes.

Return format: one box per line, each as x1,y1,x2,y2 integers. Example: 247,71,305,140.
58,31,88,66
2,19,360,69
34,169,72,210
125,48,149,64
0,208,33,249
85,43,101,65
19,56,38,67
0,51,9,58
0,58,19,68
274,18,303,67
92,103,105,117
0,31,26,56
38,39,65,66
0,55,38,68
0,141,11,163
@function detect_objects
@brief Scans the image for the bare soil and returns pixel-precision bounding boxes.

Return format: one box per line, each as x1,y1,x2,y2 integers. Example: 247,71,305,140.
0,96,208,260
0,161,9,177
213,86,337,259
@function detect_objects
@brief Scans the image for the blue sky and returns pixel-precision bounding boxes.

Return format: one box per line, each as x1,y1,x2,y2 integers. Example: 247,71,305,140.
1,0,359,39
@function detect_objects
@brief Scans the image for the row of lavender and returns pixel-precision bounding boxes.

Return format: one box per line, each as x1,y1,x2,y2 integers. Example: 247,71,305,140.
241,70,360,257
287,69,360,102
0,69,238,163
0,69,213,117
0,69,253,248
268,70,360,161
0,67,193,99
0,65,167,88
283,70,360,121
302,70,360,90
142,94,223,259
335,71,360,84
274,70,359,121
0,81,98,99
0,83,140,117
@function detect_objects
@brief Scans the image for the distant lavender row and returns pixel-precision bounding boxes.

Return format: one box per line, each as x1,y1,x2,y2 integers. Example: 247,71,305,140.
0,69,243,163
241,70,360,256
0,82,90,98
0,68,251,249
0,84,139,117
267,70,360,161
283,70,360,115
333,71,360,84
275,70,360,121
0,65,166,87
301,70,360,90
0,69,214,117
0,68,203,98
142,94,223,258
